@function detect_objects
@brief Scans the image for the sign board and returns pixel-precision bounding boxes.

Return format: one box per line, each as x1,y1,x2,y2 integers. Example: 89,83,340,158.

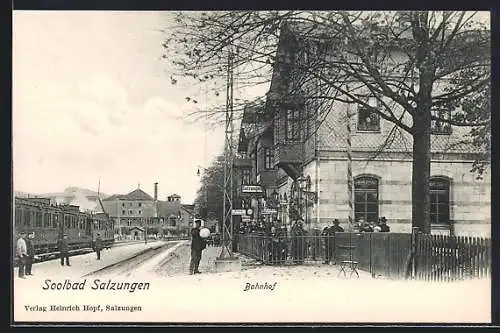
242,185,263,193
261,209,277,215
231,209,246,215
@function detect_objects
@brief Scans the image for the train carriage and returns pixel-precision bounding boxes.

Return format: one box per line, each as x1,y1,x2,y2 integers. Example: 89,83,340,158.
13,197,115,263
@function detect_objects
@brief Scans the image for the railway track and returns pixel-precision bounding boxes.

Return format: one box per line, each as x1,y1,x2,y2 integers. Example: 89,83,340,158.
84,241,180,277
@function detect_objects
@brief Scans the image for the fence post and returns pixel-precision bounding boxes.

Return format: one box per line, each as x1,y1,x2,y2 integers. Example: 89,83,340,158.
406,227,419,280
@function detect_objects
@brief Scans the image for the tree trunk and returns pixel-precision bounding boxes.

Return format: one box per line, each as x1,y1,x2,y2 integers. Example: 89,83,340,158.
411,110,432,234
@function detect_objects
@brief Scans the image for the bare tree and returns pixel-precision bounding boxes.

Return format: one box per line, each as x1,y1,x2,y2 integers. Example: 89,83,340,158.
165,11,490,234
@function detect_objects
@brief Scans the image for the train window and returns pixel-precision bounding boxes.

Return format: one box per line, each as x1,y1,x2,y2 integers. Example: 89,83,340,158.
79,218,84,230
52,214,59,228
36,211,43,227
23,209,31,226
64,215,70,228
15,208,22,226
71,216,77,229
43,213,51,227
86,219,92,235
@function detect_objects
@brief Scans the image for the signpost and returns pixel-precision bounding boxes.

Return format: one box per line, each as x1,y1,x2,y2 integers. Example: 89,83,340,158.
242,185,263,193
231,209,246,216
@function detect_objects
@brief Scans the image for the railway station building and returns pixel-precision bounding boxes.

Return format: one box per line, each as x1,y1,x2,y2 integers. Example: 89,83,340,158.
233,22,490,237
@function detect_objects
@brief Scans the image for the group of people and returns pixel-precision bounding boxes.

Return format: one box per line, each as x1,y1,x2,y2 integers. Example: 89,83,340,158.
16,231,104,279
358,217,390,233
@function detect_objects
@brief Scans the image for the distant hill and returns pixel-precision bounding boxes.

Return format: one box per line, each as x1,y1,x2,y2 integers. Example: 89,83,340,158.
40,187,110,199
15,187,109,213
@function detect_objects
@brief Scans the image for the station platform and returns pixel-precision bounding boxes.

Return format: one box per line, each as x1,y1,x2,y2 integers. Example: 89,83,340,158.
14,240,172,280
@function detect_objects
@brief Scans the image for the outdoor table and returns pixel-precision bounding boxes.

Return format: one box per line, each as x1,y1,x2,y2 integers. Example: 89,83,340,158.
336,245,359,278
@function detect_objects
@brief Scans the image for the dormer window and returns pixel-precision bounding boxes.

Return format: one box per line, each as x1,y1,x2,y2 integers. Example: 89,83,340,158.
357,97,380,132
431,109,452,135
242,168,251,186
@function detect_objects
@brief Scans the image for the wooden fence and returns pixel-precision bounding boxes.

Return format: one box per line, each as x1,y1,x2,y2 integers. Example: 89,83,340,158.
413,234,491,281
237,231,490,281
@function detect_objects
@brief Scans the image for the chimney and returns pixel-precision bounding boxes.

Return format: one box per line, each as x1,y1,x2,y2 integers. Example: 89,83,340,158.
154,182,158,201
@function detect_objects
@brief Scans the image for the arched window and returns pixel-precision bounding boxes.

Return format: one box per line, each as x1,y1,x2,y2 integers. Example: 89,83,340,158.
430,177,451,224
354,176,379,223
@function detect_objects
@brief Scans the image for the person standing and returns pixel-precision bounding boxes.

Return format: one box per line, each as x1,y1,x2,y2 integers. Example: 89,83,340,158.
291,219,305,264
189,219,206,275
25,232,36,276
94,233,103,260
379,217,390,232
57,234,71,266
16,231,28,279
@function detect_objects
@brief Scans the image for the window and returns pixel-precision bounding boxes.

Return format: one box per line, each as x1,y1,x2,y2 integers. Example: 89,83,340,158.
15,208,22,226
431,109,452,134
122,210,126,215
357,97,380,132
242,168,251,185
35,211,42,227
23,210,31,227
53,214,59,228
43,213,51,228
138,202,142,207
64,215,70,228
138,210,142,215
71,216,77,228
122,203,125,207
169,217,177,227
286,109,301,141
354,176,379,223
430,177,450,224
264,147,274,170
129,210,133,214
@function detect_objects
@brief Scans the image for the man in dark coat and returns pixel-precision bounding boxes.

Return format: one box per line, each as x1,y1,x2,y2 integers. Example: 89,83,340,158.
189,219,206,275
291,219,305,264
57,234,70,266
322,225,334,264
379,217,390,232
94,233,103,260
25,232,35,275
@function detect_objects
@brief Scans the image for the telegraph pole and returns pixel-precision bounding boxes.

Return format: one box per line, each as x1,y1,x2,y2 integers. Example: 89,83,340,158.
219,44,234,259
214,43,241,272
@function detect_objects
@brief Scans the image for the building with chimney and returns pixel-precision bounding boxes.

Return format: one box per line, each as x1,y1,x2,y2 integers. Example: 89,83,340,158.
102,184,195,238
101,185,156,238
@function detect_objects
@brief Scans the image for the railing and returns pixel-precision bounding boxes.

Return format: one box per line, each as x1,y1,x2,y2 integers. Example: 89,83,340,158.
237,232,491,281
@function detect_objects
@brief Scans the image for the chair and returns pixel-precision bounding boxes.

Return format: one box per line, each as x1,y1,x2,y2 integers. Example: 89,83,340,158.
335,244,359,278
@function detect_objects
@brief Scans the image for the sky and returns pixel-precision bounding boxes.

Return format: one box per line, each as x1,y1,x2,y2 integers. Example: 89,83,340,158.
12,11,261,203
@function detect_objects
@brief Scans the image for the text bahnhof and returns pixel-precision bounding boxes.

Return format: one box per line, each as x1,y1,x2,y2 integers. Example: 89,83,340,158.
42,279,150,293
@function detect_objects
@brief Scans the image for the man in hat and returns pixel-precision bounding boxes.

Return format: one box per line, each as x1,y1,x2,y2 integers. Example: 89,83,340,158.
16,231,28,279
379,217,390,232
25,231,36,276
322,219,344,264
57,234,71,266
94,233,103,260
189,219,206,275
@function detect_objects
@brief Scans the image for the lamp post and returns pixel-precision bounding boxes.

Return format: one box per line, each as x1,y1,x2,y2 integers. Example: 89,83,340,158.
297,176,313,230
